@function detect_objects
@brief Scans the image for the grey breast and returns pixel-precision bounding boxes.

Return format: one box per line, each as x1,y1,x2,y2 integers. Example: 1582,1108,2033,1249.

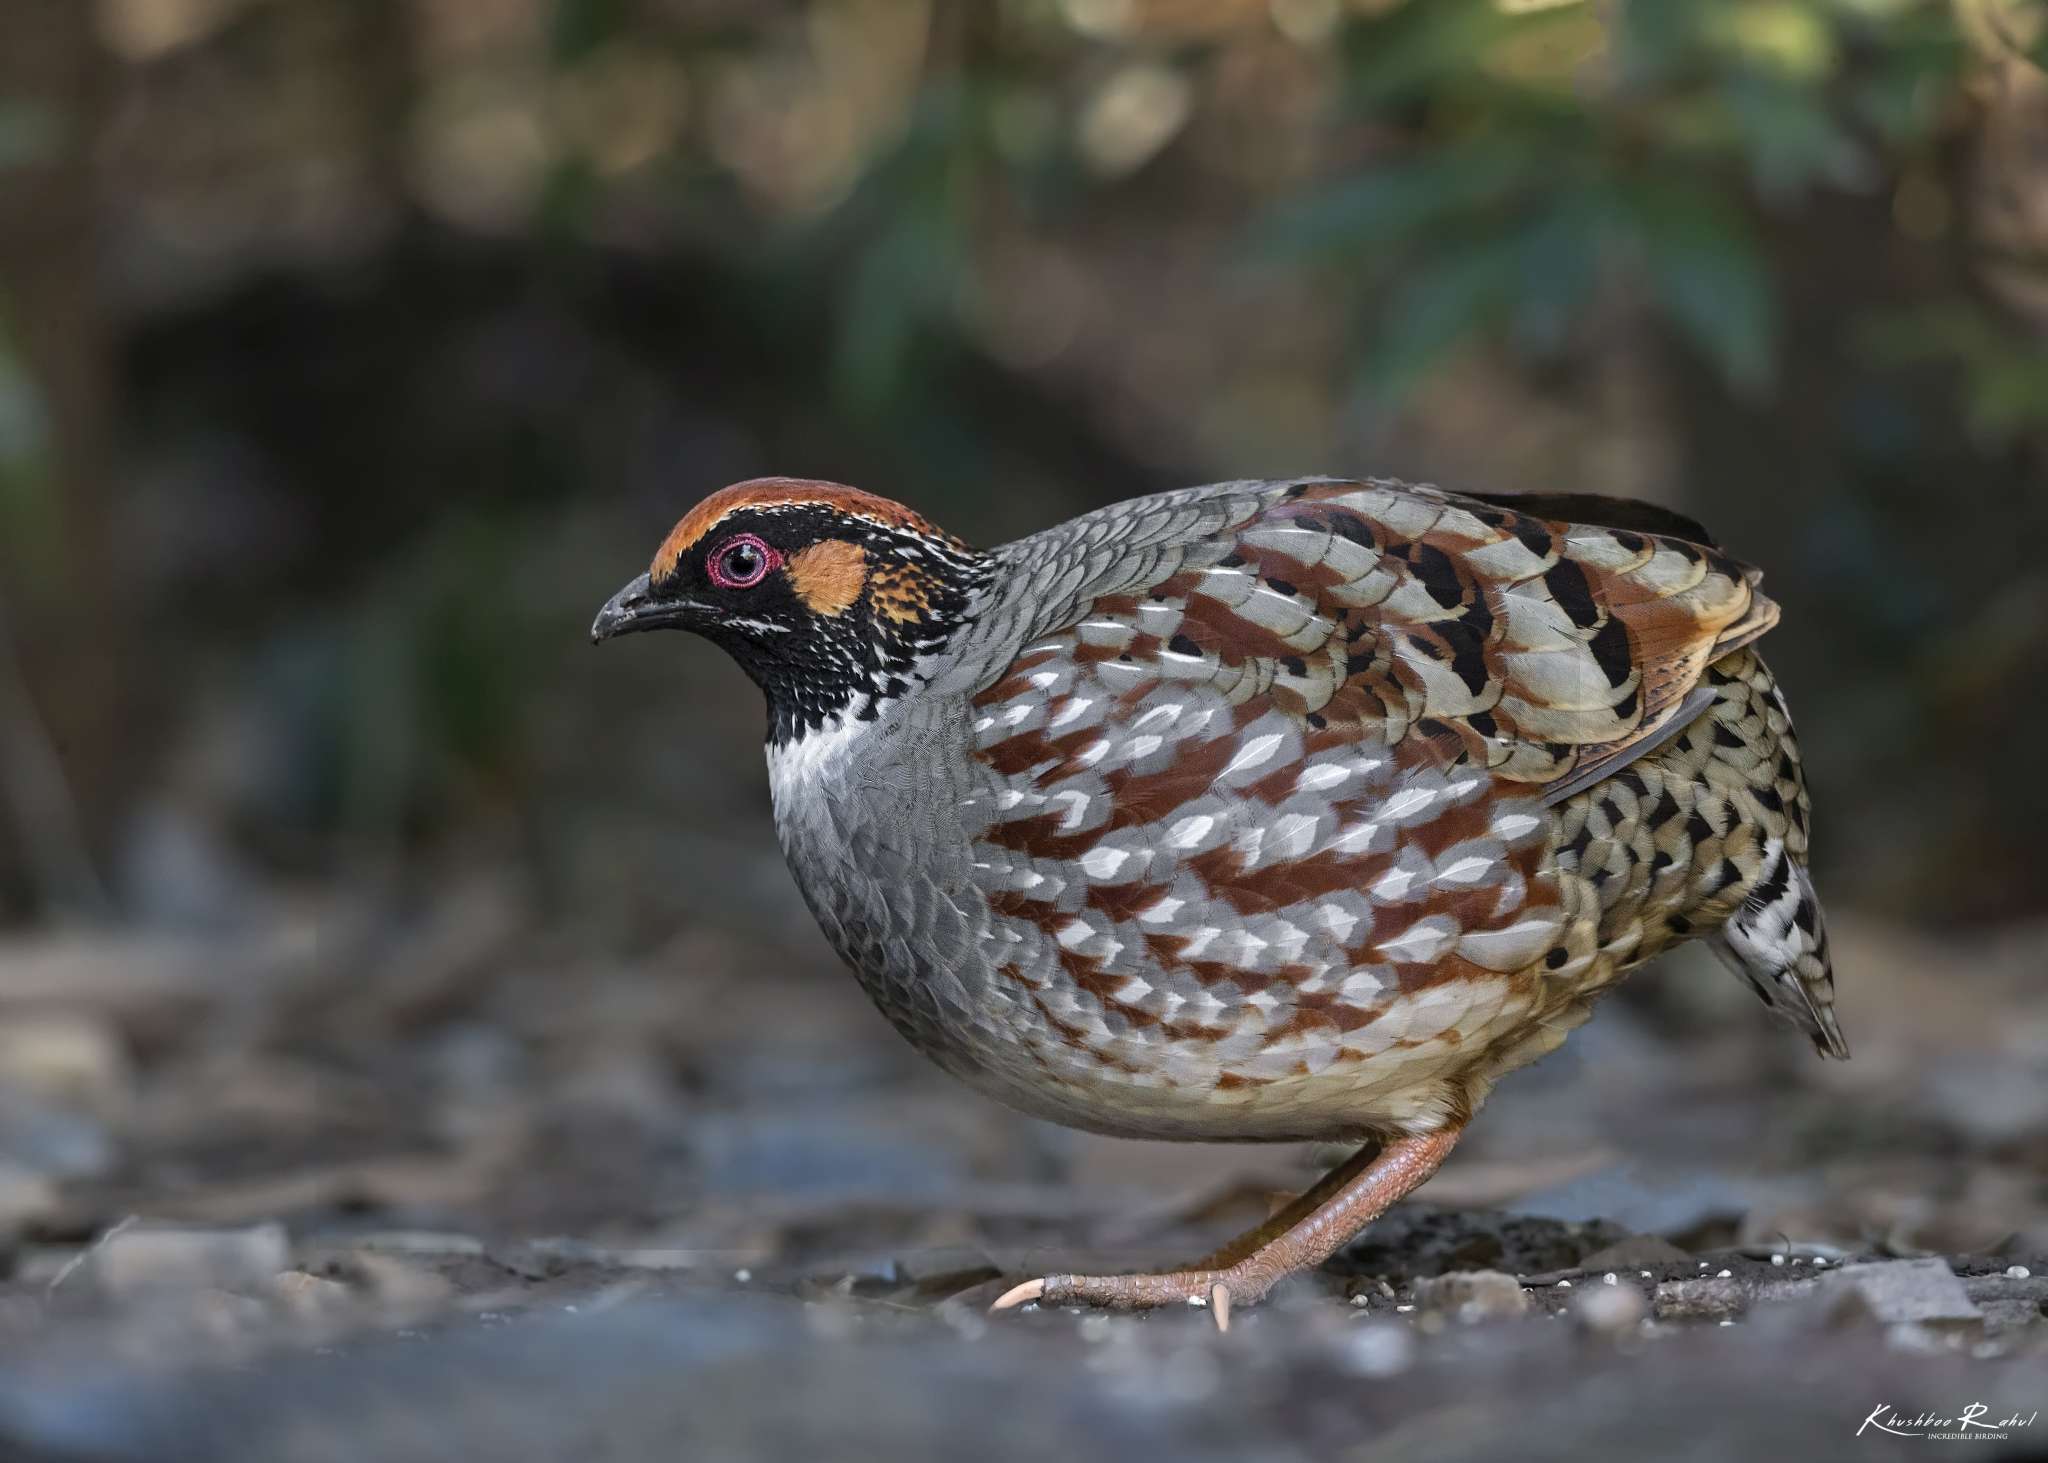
767,697,1013,1084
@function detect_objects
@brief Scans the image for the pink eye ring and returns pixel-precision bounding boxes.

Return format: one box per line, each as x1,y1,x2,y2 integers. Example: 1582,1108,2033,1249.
708,533,781,589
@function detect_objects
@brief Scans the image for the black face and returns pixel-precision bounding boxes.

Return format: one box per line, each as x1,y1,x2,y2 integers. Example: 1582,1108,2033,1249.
592,502,989,746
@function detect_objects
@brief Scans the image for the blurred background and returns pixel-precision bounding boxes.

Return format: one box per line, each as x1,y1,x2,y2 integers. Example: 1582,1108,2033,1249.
0,0,2045,1450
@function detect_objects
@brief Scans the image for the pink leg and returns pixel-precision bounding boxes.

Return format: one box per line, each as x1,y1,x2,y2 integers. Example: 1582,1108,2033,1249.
992,1124,1464,1327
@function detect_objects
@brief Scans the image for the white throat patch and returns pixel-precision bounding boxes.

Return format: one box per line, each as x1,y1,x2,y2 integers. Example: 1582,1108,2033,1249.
766,713,874,803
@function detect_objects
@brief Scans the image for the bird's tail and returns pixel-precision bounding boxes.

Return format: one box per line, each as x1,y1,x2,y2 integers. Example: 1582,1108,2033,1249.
1712,837,1850,1060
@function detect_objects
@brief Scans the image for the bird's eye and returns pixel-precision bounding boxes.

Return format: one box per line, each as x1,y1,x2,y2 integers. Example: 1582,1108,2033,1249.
709,533,779,590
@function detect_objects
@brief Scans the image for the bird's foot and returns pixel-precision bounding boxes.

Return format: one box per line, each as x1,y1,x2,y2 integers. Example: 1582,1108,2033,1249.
991,1270,1260,1331
988,1124,1466,1333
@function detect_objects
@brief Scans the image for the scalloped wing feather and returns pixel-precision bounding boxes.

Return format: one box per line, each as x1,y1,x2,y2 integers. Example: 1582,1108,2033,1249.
1247,480,1773,792
976,477,1777,799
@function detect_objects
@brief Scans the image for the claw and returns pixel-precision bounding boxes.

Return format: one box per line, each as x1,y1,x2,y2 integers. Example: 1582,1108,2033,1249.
1210,1282,1232,1333
990,1278,1047,1313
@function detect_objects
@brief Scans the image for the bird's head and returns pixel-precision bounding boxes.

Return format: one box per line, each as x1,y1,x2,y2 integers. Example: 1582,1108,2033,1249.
591,478,989,744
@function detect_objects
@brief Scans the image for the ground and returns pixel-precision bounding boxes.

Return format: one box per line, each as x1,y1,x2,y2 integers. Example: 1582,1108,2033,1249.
0,882,2042,1461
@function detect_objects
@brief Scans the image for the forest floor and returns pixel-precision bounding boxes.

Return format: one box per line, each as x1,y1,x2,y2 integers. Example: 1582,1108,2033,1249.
0,882,2043,1462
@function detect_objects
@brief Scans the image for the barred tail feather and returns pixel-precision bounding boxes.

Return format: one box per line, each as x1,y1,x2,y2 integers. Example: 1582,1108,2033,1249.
1713,837,1849,1060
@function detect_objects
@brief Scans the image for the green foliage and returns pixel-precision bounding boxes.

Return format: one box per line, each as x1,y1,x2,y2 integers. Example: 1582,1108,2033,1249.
822,85,979,420
760,73,1062,431
549,0,627,65
0,309,55,576
1257,0,1986,406
0,104,58,569
1864,301,2048,444
330,513,550,843
0,99,60,172
761,0,2029,435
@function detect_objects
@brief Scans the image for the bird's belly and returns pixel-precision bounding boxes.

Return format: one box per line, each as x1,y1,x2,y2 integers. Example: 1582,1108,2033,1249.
792,856,1580,1142
927,947,1609,1141
771,708,1640,1144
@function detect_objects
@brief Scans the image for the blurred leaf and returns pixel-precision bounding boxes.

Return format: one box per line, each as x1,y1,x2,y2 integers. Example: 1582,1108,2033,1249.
1862,303,2048,442
0,101,61,172
1509,191,1606,357
1262,0,2005,414
0,335,46,469
0,315,55,569
1852,9,1970,140
1710,0,1838,81
1717,73,1872,198
1358,235,1522,400
833,213,952,415
1623,179,1777,394
550,0,626,65
1341,0,1578,107
801,82,1008,419
1613,0,1716,81
1251,145,1539,264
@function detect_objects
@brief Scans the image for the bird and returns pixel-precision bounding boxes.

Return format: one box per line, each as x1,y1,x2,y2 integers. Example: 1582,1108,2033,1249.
592,474,1847,1325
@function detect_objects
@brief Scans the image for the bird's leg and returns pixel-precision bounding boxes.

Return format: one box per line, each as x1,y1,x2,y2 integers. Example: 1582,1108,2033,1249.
1183,1142,1386,1271
992,1123,1464,1324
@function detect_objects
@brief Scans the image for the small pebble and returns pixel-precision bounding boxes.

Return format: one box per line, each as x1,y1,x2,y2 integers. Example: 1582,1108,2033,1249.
1416,1271,1527,1322
1350,1293,1371,1308
1395,1304,1415,1313
734,1269,752,1284
1639,1271,1652,1279
2007,1266,2032,1280
1556,1279,1572,1289
1719,1319,1736,1327
1573,1284,1648,1335
1342,1323,1415,1379
1717,1269,1733,1279
1698,1262,1709,1269
1602,1273,1617,1286
1770,1254,1786,1266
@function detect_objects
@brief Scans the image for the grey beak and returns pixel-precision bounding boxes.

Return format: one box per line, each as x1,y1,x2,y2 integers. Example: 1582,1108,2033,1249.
591,573,696,644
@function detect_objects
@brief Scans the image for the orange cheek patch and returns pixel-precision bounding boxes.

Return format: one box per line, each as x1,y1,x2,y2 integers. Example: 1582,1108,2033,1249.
788,539,869,616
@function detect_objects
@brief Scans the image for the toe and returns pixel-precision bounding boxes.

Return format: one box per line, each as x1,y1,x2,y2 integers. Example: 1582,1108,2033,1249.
990,1278,1047,1313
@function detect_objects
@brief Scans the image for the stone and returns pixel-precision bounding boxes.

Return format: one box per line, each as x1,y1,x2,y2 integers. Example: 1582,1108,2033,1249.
335,1252,457,1310
85,1223,292,1299
0,1016,130,1115
1340,1321,1416,1378
1653,1277,1747,1321
347,1231,487,1257
0,1085,114,1180
1413,1270,1529,1322
0,1161,59,1233
1819,1259,1980,1329
270,1271,357,1319
1574,1282,1649,1334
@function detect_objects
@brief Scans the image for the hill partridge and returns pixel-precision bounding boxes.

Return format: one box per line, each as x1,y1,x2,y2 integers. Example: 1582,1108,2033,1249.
593,476,1847,1324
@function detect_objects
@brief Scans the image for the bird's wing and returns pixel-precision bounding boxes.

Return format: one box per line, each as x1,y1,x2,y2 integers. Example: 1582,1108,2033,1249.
960,478,1777,1098
973,477,1776,806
